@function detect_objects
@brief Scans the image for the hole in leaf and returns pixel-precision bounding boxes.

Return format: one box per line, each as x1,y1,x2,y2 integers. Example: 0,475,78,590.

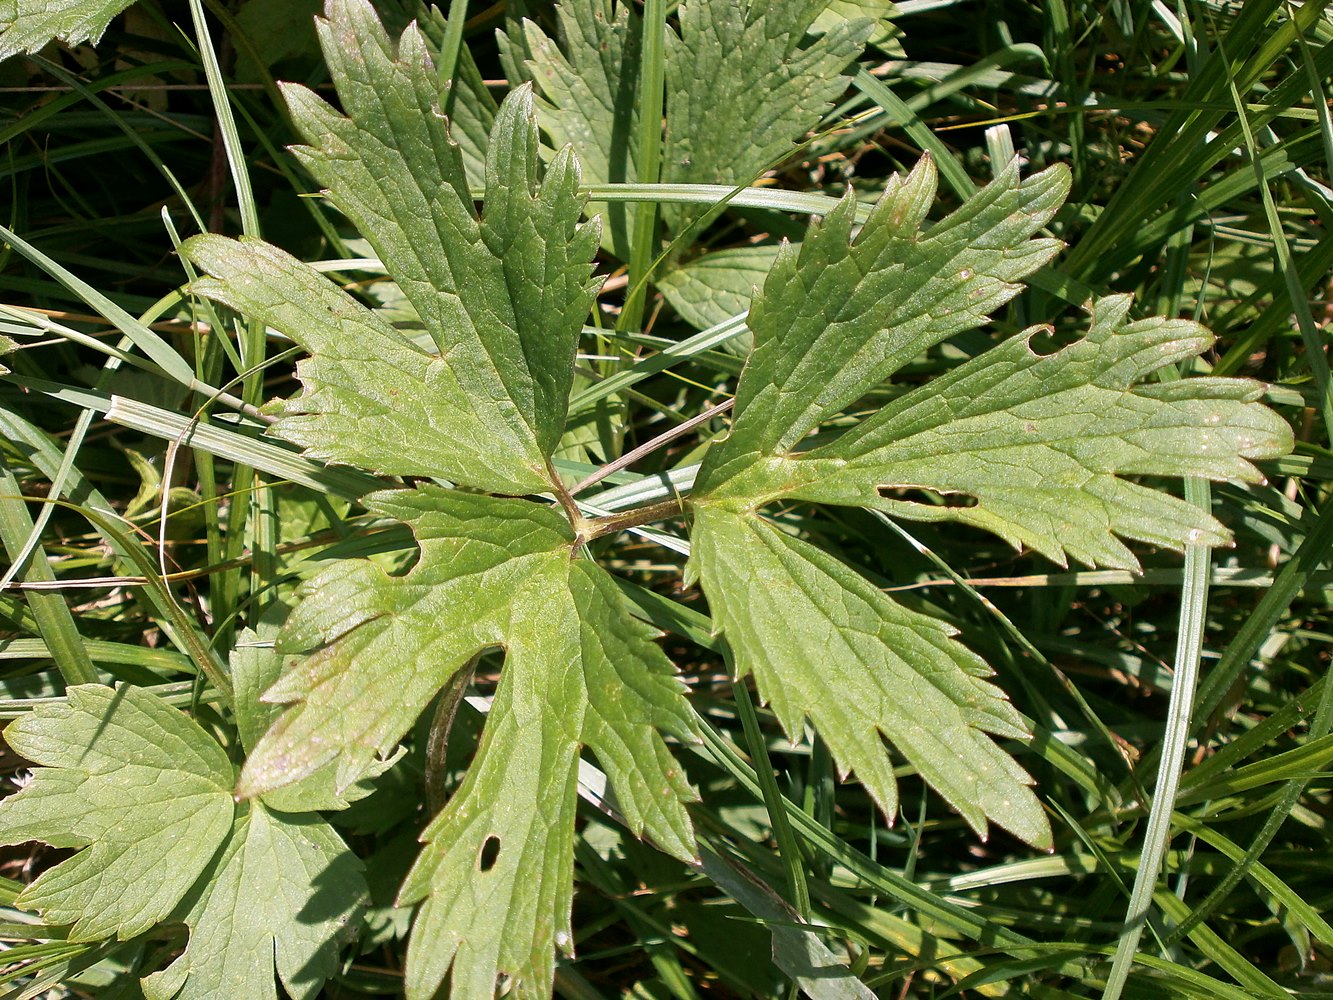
878,486,978,509
478,835,501,872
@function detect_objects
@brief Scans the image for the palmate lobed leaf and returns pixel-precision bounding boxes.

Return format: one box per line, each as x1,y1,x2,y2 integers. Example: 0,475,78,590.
656,244,781,342
0,685,364,999
0,686,234,942
182,7,694,995
687,155,1292,844
239,487,698,1000
190,0,600,496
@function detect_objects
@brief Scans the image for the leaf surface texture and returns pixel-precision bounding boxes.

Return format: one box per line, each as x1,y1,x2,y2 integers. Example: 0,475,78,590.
0,685,364,999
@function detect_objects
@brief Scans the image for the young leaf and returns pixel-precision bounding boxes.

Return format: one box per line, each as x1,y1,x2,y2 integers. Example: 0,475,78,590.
517,0,870,247
0,0,136,60
0,685,234,942
194,0,600,495
238,488,697,999
0,685,366,999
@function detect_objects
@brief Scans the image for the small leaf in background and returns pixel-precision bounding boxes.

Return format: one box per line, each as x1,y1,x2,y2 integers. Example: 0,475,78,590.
0,686,234,941
663,0,870,197
517,0,870,258
513,0,643,256
232,0,322,84
140,805,363,1000
0,0,136,60
656,244,780,338
813,0,903,54
0,685,366,999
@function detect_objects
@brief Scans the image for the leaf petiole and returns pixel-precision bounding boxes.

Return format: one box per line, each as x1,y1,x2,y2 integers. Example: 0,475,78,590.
584,497,689,541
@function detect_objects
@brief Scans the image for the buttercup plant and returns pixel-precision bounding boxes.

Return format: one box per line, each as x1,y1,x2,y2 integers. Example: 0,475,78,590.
0,1,1298,998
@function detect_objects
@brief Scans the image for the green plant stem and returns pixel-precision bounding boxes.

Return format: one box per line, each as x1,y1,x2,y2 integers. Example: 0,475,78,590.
1101,479,1212,1000
570,399,731,496
620,0,666,335
0,461,98,687
731,673,812,922
584,497,687,540
424,658,477,817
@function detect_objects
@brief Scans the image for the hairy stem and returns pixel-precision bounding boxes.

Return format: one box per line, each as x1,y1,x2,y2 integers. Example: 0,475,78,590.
585,496,687,541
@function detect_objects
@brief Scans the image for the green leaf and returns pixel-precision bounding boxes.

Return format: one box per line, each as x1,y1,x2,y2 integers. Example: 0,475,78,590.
0,685,365,1000
685,155,1291,844
183,234,540,494
140,804,364,1000
690,507,1047,845
186,0,600,495
239,487,697,999
663,0,870,194
236,488,570,794
782,294,1295,569
232,622,397,813
232,0,323,84
657,244,780,336
513,0,643,256
0,0,135,60
812,0,902,54
0,334,15,375
517,0,870,247
695,155,1069,478
0,685,235,941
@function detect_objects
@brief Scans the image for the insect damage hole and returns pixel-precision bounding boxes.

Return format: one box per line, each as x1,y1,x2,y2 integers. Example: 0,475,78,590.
478,835,501,872
1026,323,1085,357
879,486,978,509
